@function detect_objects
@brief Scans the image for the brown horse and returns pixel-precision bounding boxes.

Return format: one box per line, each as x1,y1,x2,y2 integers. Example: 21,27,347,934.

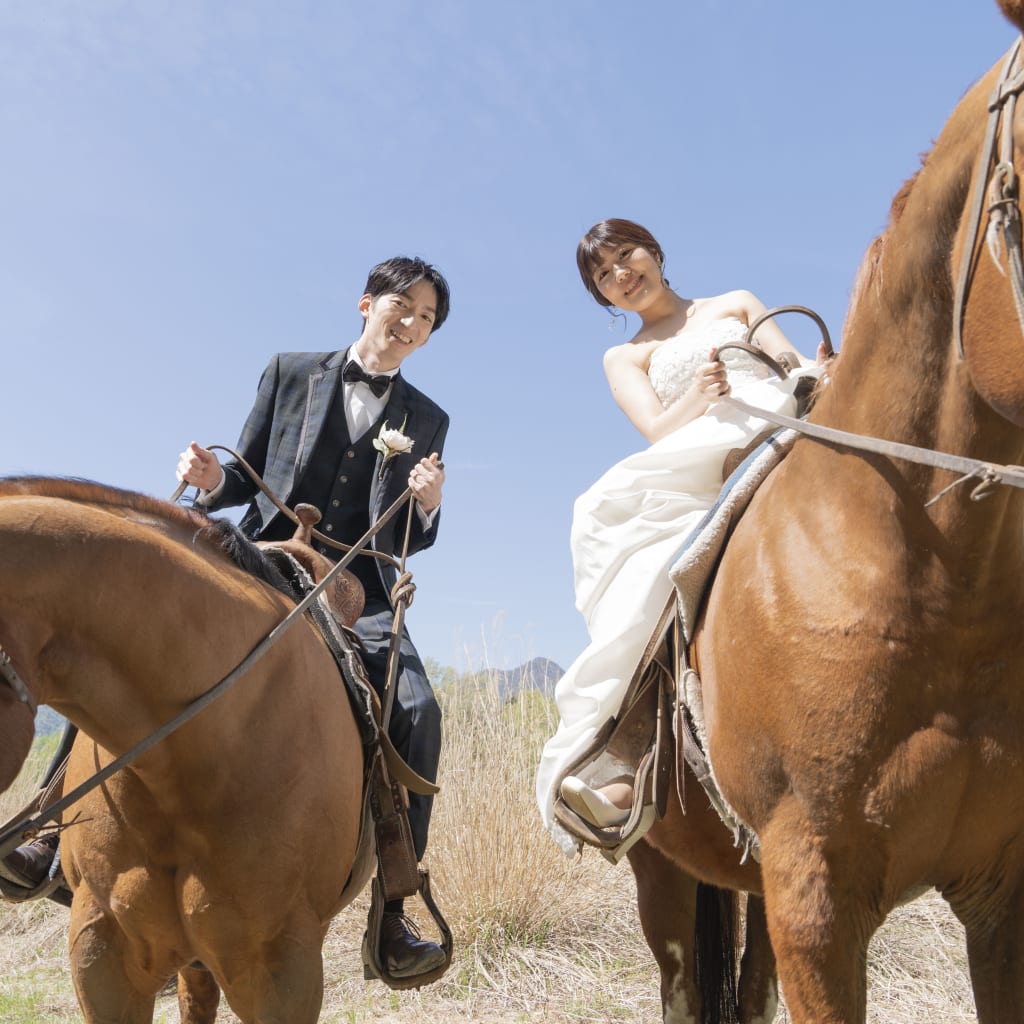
0,478,373,1023
628,5,1024,1023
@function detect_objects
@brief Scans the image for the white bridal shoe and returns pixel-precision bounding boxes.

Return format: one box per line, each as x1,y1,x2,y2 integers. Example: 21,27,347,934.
560,776,631,828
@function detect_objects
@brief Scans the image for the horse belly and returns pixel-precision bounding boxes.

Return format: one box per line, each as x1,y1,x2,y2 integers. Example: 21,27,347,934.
697,530,1024,891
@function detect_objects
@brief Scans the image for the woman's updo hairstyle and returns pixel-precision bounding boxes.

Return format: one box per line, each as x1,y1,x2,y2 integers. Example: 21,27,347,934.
576,219,666,308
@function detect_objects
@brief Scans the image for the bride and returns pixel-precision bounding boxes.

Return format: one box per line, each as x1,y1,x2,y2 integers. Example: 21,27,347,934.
536,218,826,853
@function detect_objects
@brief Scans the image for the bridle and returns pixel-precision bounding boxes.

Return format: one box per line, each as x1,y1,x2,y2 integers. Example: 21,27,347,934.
0,648,36,716
954,36,1024,359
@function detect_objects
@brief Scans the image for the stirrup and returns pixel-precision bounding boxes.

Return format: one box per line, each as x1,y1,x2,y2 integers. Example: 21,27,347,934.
553,596,676,863
361,870,453,990
0,824,71,906
0,780,74,907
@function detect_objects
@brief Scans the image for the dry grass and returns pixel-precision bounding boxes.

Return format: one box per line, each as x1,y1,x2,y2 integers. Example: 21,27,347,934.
0,675,978,1023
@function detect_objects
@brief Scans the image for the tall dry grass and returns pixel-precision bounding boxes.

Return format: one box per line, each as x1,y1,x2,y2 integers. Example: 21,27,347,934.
1,670,977,1022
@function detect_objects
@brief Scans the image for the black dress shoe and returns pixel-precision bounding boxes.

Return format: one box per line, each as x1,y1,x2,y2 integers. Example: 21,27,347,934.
4,833,59,886
379,911,446,978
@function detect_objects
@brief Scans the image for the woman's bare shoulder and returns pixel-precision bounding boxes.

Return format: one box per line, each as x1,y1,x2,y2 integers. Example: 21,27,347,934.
603,335,656,373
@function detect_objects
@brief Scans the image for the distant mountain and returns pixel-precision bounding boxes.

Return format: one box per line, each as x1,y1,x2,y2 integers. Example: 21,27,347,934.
491,657,563,700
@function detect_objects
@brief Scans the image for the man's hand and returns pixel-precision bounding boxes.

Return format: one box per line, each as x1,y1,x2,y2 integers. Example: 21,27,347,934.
176,441,224,491
409,452,444,514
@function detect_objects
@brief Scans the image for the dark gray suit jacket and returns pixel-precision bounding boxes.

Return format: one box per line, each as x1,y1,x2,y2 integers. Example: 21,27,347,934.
203,349,448,598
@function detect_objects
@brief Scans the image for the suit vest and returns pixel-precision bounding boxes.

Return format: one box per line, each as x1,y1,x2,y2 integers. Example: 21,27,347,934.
265,387,388,602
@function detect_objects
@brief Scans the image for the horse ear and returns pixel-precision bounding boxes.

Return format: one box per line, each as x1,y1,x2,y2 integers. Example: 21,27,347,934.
999,1,1024,33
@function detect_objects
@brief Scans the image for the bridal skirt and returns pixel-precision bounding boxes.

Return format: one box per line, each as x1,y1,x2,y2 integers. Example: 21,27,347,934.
536,373,812,852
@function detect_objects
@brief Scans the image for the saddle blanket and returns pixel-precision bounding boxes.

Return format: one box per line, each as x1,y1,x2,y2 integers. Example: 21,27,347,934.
670,428,797,641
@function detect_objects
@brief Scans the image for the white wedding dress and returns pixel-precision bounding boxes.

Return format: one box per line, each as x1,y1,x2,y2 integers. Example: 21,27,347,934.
536,316,818,853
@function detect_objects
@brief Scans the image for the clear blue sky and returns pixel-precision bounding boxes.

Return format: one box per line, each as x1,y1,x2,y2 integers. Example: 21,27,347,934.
0,2,1015,672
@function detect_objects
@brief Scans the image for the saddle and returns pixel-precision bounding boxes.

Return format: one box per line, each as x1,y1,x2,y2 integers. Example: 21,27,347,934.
552,428,801,862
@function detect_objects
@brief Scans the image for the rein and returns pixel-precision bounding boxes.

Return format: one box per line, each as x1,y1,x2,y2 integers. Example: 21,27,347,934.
954,36,1024,358
0,471,422,860
719,305,1024,503
174,444,405,572
721,394,1024,503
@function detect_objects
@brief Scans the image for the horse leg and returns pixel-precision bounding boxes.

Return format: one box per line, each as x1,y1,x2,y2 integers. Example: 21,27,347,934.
628,839,702,1023
955,877,1024,1023
628,838,750,1024
214,923,326,1024
757,810,879,1024
68,891,159,1024
177,964,221,1024
738,895,778,1024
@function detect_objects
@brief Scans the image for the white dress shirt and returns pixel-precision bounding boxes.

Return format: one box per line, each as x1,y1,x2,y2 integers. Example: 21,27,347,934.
343,348,397,441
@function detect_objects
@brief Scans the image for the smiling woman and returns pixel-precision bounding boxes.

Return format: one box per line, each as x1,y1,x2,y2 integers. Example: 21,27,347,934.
535,217,826,848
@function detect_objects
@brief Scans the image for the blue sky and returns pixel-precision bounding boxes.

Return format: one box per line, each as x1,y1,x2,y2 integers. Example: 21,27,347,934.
0,1,1016,672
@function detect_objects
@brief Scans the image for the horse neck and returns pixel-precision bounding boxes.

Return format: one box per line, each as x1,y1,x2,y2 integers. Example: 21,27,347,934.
810,59,1024,564
0,498,278,767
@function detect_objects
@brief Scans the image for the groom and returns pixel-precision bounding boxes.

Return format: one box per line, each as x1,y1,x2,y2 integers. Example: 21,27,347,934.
4,256,452,978
178,254,451,978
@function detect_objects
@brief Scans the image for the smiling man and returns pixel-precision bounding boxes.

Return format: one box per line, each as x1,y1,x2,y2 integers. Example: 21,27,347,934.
177,254,452,979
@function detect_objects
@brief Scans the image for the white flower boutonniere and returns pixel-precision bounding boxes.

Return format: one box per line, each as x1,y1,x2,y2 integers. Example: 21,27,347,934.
373,418,414,480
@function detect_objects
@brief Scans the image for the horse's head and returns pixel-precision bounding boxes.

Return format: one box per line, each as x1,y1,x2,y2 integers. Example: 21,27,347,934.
0,641,38,794
0,695,34,794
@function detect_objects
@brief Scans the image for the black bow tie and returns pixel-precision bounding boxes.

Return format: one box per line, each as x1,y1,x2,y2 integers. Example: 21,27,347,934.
343,361,393,398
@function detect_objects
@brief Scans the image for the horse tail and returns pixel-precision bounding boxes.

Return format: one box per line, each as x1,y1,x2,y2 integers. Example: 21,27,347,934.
694,881,740,1024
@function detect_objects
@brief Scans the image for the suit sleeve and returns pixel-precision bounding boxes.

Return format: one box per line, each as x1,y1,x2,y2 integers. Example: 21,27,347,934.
202,355,281,513
405,411,449,556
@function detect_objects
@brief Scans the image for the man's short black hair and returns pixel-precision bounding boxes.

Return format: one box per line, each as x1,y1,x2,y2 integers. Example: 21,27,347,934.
363,256,451,333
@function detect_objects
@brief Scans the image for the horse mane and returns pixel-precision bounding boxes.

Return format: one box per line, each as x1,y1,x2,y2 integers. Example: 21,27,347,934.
194,518,290,593
843,164,923,335
0,475,289,595
1001,0,1024,32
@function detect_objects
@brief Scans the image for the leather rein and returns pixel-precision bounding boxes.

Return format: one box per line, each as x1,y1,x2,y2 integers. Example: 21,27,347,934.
0,460,424,859
719,300,1024,504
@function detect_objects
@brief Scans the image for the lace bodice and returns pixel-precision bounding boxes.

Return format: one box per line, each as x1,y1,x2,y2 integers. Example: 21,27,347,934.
647,316,771,407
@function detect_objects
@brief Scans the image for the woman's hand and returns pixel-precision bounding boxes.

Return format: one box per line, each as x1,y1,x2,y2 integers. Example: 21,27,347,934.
698,349,731,402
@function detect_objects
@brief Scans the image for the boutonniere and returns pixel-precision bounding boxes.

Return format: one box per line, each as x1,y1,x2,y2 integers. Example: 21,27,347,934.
372,417,414,480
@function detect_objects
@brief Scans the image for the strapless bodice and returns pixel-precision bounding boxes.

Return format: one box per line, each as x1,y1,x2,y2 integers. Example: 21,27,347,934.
647,316,771,407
